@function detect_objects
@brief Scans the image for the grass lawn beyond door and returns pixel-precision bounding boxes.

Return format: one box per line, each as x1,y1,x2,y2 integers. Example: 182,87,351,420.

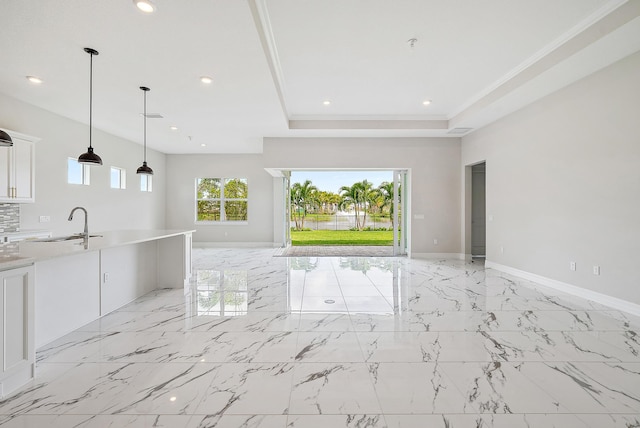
290,230,393,246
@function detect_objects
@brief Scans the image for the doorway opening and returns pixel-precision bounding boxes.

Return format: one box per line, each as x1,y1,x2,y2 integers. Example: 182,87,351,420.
465,162,486,259
281,169,408,256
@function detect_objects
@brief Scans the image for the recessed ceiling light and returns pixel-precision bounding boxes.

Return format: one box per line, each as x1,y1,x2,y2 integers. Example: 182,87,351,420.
169,396,177,402
200,76,213,84
26,76,42,84
134,0,155,13
323,100,331,106
422,100,432,106
200,143,206,147
170,126,178,131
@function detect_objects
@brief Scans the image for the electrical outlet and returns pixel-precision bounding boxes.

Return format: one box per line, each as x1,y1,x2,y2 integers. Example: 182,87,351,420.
500,246,504,254
569,261,576,271
39,215,51,223
103,272,110,283
593,266,600,275
433,239,438,245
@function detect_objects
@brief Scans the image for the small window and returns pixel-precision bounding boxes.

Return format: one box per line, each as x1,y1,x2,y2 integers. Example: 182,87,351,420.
110,167,126,189
140,174,153,192
196,177,248,222
68,158,90,185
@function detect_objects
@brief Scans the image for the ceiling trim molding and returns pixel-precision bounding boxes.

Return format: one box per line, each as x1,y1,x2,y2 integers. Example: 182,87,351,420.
289,114,449,121
450,0,629,119
289,119,449,130
450,0,640,128
248,0,290,123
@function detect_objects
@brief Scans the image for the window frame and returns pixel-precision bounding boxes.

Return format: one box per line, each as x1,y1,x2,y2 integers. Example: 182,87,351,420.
67,157,91,185
195,177,248,224
110,166,127,190
140,174,153,192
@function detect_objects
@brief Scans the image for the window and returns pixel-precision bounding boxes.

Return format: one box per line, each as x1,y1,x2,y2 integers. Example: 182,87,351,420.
110,167,126,189
140,174,153,192
68,158,90,185
196,178,248,222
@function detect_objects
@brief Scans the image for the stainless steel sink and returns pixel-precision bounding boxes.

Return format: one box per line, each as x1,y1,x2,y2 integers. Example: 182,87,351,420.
36,234,102,242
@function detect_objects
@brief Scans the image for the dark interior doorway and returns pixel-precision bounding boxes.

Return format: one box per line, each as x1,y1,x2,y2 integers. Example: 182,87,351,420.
471,162,486,257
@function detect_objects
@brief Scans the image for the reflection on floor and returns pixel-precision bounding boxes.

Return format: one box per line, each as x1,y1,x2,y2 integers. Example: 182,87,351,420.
1,248,640,427
275,245,395,257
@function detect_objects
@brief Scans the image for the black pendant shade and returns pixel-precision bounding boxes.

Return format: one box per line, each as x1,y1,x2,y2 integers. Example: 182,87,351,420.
78,47,102,165
0,130,13,147
78,146,102,164
137,86,153,175
137,161,153,175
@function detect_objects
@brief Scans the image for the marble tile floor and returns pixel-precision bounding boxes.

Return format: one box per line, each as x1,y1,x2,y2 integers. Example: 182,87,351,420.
1,248,640,427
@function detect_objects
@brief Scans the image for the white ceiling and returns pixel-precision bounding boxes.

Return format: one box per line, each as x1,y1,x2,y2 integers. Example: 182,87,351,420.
1,0,639,154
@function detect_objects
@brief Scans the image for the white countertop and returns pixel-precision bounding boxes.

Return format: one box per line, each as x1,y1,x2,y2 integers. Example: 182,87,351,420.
0,229,195,270
1,229,52,243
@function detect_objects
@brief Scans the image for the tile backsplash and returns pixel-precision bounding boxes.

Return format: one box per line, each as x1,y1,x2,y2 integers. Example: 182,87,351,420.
0,203,20,233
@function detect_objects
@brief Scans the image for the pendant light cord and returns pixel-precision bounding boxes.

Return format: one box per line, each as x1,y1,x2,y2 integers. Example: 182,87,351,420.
89,51,93,149
143,89,147,163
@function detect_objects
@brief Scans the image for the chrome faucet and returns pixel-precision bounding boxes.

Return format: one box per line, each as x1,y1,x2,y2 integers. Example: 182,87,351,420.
68,206,89,247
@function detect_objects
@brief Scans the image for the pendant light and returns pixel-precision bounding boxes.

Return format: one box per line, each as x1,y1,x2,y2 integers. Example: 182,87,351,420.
136,86,153,175
78,47,102,165
0,130,13,147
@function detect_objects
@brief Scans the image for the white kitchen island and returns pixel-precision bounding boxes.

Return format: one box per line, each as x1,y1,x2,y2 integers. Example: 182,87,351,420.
0,229,193,398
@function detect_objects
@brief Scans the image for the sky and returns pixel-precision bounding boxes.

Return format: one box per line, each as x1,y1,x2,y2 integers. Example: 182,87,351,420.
291,170,393,194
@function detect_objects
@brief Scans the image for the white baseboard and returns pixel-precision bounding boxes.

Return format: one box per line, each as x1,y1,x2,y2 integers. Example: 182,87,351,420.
485,261,640,317
412,252,465,260
193,242,278,248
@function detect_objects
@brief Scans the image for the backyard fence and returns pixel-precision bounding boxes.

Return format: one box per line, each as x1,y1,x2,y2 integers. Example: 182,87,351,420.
292,214,393,231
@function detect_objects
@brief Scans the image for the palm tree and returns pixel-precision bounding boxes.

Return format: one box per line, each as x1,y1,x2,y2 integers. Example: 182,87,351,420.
290,180,318,230
359,180,377,230
339,182,362,229
316,190,341,214
378,181,400,229
339,180,376,230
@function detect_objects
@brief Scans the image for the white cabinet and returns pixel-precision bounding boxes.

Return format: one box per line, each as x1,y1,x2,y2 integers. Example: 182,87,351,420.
35,253,100,349
100,242,157,316
0,264,35,398
0,128,38,203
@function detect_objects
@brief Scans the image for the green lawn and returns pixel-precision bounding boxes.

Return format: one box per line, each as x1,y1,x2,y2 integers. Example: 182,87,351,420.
291,230,393,246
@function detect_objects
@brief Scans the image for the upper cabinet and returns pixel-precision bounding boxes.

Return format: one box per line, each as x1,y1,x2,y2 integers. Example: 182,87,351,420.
0,129,38,204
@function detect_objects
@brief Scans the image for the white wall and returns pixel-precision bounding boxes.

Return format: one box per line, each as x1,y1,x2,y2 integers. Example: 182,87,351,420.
461,51,640,304
165,154,275,244
262,137,462,255
0,93,166,234
272,177,286,247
